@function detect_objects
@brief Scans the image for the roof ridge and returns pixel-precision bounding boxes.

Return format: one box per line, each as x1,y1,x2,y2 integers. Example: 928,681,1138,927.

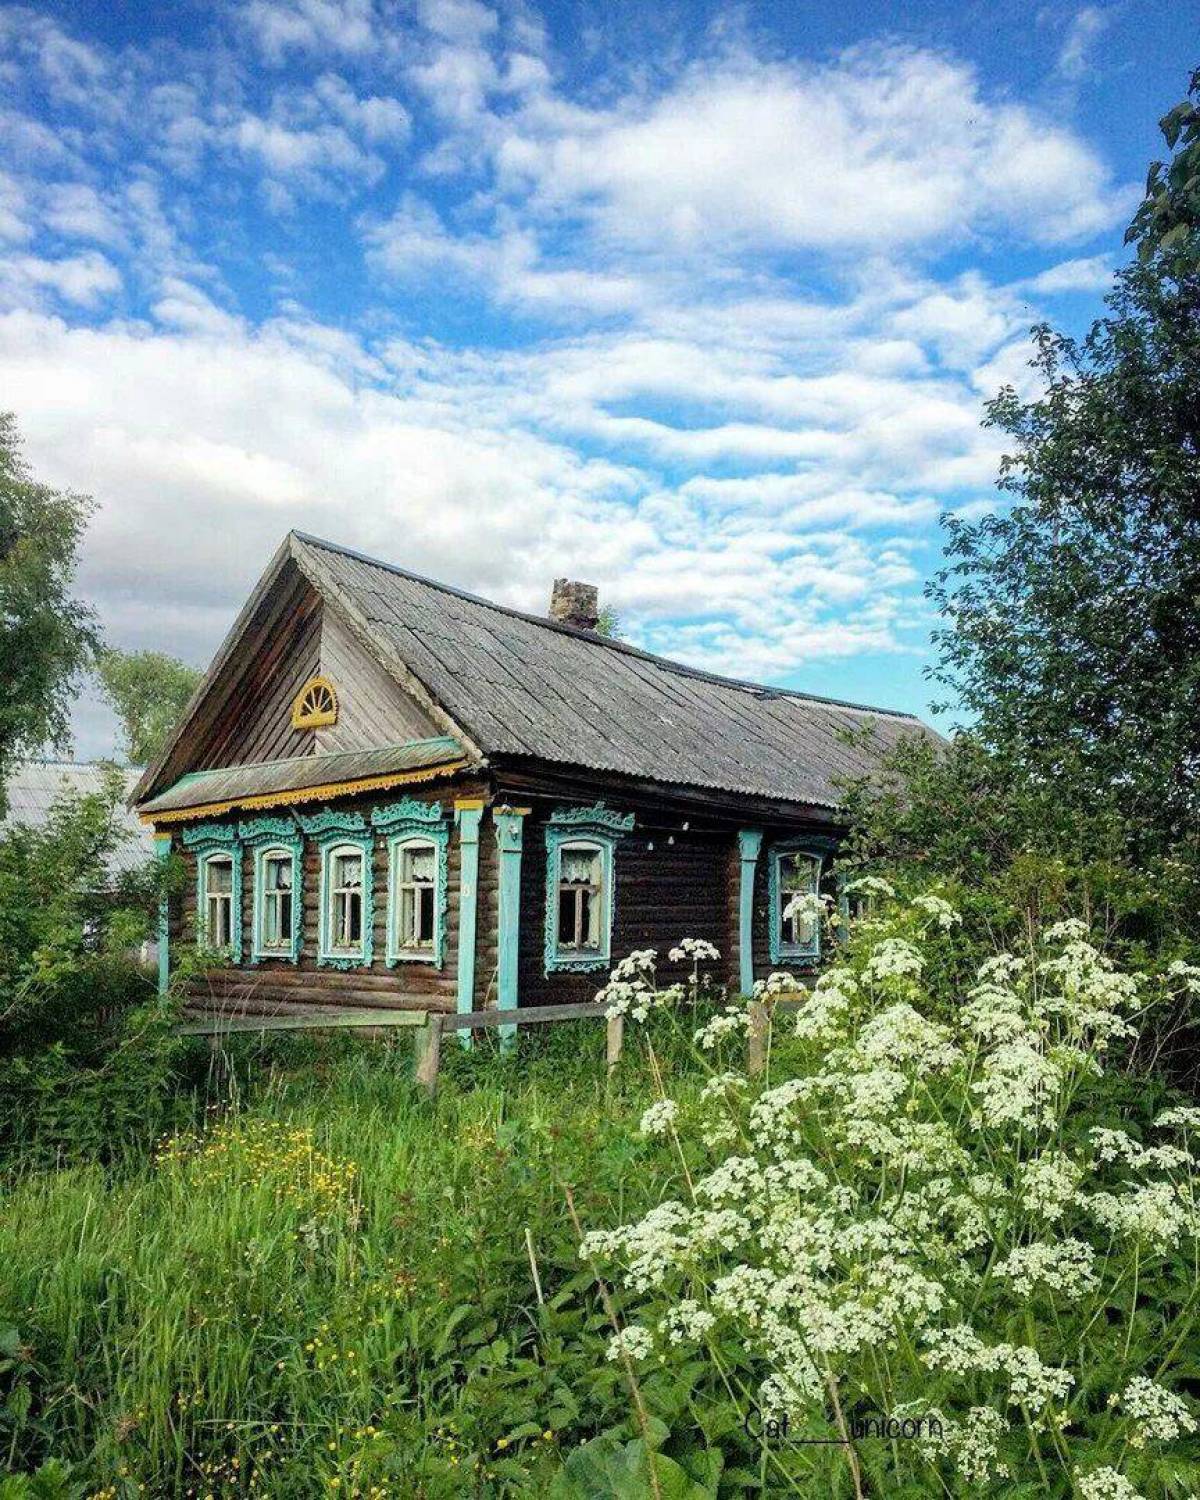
289,531,922,724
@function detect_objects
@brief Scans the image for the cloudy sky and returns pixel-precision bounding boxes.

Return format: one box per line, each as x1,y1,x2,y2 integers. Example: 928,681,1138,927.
0,0,1189,757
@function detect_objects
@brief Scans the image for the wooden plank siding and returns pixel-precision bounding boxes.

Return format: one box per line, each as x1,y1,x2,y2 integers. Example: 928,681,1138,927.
510,799,736,1009
177,775,490,1017
314,606,441,753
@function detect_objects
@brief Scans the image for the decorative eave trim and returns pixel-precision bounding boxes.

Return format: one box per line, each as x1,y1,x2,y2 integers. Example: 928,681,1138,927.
140,758,468,827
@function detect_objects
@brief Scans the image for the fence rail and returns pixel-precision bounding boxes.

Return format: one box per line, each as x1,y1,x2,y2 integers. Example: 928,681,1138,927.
181,996,795,1095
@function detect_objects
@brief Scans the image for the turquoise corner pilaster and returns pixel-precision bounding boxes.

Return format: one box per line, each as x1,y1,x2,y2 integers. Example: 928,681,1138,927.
454,799,485,1051
737,829,763,997
154,831,171,997
493,806,529,1051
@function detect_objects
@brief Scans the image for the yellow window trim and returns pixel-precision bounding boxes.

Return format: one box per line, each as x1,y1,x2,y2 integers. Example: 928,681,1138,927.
291,674,339,730
141,758,469,827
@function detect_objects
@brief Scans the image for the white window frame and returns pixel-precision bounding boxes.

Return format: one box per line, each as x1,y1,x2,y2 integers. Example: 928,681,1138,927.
319,841,368,963
199,852,235,952
551,838,610,963
254,845,297,960
770,847,824,962
387,836,440,963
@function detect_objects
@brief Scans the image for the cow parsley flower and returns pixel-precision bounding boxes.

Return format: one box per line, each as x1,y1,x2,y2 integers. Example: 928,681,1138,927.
1120,1376,1197,1445
639,1099,679,1138
668,938,720,963
1077,1468,1145,1500
994,1239,1098,1298
911,893,962,930
694,1007,752,1049
864,937,924,983
606,1325,653,1362
658,1300,716,1346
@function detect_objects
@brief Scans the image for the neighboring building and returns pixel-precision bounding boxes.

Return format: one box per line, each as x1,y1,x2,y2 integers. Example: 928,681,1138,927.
4,761,155,879
132,531,936,1021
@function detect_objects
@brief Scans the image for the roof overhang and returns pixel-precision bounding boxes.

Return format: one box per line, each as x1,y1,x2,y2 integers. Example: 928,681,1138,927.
138,737,469,825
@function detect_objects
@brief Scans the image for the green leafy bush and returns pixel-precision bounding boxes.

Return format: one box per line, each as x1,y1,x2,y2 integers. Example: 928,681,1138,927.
584,892,1200,1497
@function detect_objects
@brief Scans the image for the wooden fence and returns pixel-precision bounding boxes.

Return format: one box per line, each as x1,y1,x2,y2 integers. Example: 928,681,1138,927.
181,998,785,1096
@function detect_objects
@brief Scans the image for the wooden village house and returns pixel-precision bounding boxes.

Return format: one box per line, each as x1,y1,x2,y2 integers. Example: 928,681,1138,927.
132,531,933,1029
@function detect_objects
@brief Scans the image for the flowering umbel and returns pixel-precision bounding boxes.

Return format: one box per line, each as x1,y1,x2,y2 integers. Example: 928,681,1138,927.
578,892,1200,1494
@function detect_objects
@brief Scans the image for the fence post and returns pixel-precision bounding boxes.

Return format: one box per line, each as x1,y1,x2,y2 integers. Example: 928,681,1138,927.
606,1012,624,1078
747,1001,768,1077
415,1013,443,1097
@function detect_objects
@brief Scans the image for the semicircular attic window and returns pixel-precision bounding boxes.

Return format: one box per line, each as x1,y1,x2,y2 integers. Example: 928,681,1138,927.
291,675,339,730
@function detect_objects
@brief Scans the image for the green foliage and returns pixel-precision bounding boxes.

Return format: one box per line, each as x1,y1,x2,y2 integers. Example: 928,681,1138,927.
1127,69,1200,258
0,768,185,1163
929,229,1200,864
0,414,98,809
0,1039,722,1495
594,606,622,640
95,647,201,767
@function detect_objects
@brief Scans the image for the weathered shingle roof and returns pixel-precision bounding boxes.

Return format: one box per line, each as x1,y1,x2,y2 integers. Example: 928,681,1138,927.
140,737,467,819
4,761,155,876
290,533,935,810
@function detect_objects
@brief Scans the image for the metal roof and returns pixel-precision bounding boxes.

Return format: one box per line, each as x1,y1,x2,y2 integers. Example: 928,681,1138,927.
3,762,155,876
139,736,467,818
289,533,936,810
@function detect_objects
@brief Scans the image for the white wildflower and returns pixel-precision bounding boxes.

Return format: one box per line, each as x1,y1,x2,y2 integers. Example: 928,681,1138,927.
1044,918,1089,944
694,1007,752,1050
639,1099,679,1138
1078,1468,1145,1500
841,875,896,899
1086,1180,1200,1252
864,937,924,984
911,892,962,929
668,938,720,963
1120,1376,1197,1446
993,1239,1098,1298
1020,1152,1083,1222
606,1325,653,1362
1155,1105,1200,1130
658,1300,716,1346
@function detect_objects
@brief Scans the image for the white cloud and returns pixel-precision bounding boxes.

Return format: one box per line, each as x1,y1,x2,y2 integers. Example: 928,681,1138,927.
1024,254,1112,293
0,250,121,308
1057,6,1111,81
240,0,380,62
42,182,125,247
490,45,1129,252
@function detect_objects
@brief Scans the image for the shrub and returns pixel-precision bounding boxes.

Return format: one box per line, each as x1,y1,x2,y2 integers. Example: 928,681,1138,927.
582,892,1200,1497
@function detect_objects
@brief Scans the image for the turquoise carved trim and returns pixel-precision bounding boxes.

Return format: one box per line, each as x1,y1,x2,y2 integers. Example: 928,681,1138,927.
767,837,837,965
543,804,634,976
297,808,368,838
493,807,528,1048
736,828,763,997
239,817,304,964
454,803,484,1048
181,822,242,959
154,832,171,997
298,810,373,968
370,797,443,834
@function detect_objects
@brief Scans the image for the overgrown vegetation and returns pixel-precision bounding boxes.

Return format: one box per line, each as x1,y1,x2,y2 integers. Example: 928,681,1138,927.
1,62,1200,1500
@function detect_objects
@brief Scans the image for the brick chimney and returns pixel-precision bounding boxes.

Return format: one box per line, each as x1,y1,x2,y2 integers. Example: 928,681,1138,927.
549,578,599,631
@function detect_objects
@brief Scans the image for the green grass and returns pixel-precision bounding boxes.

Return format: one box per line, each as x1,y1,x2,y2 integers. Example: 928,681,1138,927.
0,1025,700,1498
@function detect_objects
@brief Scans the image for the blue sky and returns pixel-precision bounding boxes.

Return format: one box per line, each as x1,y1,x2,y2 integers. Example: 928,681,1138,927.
0,0,1189,757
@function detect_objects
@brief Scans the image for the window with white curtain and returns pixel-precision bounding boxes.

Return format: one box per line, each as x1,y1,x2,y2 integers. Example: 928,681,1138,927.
393,839,436,954
258,849,294,952
555,841,604,953
327,845,364,953
201,854,234,949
